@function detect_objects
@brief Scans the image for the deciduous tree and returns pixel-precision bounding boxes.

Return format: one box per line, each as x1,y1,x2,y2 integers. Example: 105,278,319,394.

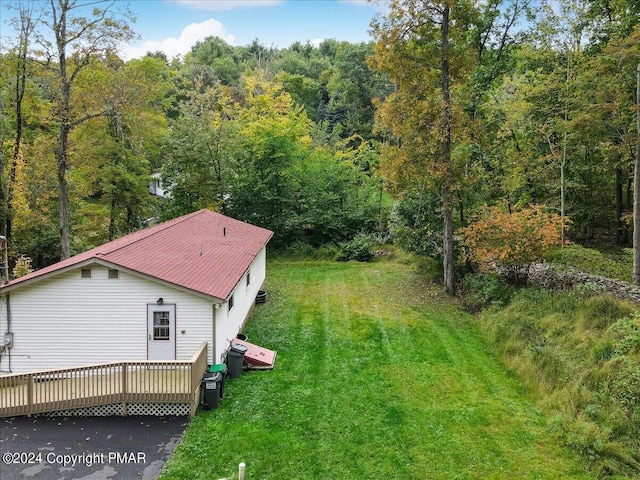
370,0,476,294
2,1,41,243
228,73,311,245
72,56,170,244
163,78,239,217
37,0,135,259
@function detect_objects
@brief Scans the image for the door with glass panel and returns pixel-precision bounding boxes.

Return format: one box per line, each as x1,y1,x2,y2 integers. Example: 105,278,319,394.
147,304,176,360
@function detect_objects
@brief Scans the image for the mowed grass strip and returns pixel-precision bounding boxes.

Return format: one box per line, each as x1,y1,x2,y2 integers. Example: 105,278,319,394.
160,259,591,480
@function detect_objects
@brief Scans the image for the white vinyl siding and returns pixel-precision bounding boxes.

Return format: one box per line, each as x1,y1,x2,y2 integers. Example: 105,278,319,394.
0,266,213,374
214,246,267,363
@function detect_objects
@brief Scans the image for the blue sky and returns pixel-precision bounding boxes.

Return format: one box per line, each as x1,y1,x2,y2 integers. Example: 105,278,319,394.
122,0,382,59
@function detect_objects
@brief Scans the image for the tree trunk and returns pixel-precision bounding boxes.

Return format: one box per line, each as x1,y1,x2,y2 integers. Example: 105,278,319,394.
55,2,71,260
627,173,633,211
633,64,640,284
441,5,455,295
6,3,33,242
57,121,71,259
616,166,623,245
561,52,569,248
56,115,72,260
8,71,26,242
443,185,455,293
109,185,117,241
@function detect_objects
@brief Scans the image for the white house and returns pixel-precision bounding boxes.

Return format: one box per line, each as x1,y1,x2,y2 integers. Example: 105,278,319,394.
0,209,273,375
148,172,170,198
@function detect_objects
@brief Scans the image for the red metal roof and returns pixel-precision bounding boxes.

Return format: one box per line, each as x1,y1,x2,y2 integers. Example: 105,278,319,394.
4,210,273,301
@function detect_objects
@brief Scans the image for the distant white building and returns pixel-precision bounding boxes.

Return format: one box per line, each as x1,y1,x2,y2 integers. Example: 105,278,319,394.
149,173,169,198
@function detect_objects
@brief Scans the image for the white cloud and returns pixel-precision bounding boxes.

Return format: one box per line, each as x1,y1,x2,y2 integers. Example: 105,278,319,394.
340,0,370,6
168,0,283,11
310,38,324,48
122,18,235,60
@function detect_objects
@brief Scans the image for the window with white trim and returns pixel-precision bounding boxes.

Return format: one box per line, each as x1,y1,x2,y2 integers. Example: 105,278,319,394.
153,311,170,340
228,295,234,313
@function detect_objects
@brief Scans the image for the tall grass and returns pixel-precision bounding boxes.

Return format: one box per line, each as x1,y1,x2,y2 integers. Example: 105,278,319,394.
478,288,640,478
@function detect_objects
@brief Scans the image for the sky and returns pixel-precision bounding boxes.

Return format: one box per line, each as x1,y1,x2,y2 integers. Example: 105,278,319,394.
120,0,381,59
0,0,382,60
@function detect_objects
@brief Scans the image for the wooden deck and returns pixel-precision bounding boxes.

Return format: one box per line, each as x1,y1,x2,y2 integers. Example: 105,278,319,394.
0,343,208,418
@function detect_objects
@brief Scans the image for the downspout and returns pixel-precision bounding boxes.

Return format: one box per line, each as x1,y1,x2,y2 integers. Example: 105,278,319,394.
0,235,12,372
5,293,11,372
212,303,218,364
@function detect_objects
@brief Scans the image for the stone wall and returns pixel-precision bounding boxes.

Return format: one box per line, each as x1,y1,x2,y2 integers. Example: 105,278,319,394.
501,263,640,304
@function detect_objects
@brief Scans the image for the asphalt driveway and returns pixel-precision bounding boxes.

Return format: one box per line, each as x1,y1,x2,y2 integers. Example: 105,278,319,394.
0,415,189,479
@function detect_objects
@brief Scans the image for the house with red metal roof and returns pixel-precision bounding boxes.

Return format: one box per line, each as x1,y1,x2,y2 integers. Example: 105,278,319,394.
0,209,273,375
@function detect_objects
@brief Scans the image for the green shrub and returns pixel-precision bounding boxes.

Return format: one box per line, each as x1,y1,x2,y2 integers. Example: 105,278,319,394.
460,272,514,312
414,256,442,283
610,358,640,413
313,244,339,261
593,342,614,362
336,233,376,262
282,241,316,259
608,315,640,357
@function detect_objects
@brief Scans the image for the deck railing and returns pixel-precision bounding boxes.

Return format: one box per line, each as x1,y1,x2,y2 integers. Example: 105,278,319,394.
0,342,208,418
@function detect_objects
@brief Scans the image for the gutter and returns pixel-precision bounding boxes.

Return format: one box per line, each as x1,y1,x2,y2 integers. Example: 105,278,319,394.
0,236,12,373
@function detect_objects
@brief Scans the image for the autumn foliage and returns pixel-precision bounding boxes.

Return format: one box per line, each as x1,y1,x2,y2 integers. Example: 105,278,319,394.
459,205,566,271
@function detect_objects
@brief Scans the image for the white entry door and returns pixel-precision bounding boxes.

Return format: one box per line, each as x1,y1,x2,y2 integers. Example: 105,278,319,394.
147,304,176,360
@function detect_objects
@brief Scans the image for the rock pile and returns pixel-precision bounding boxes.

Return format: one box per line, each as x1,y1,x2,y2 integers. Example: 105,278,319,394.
500,263,640,303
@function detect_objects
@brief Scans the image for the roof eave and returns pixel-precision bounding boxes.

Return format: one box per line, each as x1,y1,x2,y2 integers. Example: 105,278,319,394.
0,257,225,304
0,257,101,293
221,242,271,302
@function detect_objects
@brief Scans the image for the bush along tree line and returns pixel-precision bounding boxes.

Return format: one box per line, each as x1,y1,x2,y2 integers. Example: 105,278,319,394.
1,0,640,282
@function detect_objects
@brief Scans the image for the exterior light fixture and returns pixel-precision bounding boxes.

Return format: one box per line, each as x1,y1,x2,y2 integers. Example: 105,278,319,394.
157,297,164,305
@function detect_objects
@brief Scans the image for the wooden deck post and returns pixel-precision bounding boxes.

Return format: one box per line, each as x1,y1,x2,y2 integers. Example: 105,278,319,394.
121,363,128,416
26,374,33,417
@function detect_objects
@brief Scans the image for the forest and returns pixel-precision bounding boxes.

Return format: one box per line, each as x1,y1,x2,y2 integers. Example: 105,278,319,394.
1,0,639,290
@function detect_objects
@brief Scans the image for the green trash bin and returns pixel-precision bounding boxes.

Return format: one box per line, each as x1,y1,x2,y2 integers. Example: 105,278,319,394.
208,363,227,374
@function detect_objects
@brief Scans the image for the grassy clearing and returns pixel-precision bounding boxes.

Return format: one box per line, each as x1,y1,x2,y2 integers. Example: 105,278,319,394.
160,258,590,480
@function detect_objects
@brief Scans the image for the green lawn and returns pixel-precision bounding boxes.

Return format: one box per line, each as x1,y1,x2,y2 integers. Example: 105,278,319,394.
160,259,592,480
